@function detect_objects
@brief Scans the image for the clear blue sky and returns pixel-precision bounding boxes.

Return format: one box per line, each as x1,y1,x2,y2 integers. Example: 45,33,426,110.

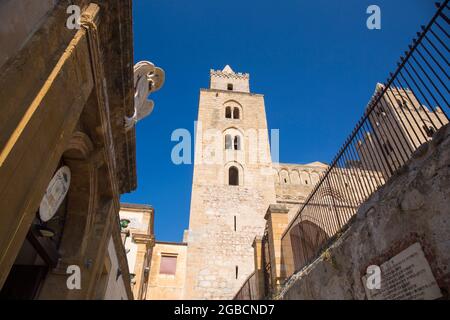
121,0,436,242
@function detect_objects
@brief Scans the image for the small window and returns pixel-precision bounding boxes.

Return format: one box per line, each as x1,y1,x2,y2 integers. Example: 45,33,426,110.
396,97,408,109
227,83,233,91
233,107,240,119
229,166,239,186
234,216,237,232
225,134,232,150
423,125,435,138
160,255,177,275
225,107,232,119
234,136,241,150
235,266,239,279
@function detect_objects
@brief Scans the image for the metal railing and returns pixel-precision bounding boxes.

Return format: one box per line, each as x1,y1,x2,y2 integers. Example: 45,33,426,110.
233,271,258,300
280,1,449,279
262,229,272,298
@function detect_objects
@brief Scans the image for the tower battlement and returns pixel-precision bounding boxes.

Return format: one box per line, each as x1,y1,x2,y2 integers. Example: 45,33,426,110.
209,65,250,93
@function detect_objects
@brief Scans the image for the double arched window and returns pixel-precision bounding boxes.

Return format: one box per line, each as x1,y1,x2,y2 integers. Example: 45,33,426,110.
225,134,241,150
225,106,240,119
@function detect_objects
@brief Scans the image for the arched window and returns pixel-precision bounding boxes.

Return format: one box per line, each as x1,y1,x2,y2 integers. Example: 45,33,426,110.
233,107,240,119
225,134,232,149
229,166,239,186
225,107,232,119
234,136,241,150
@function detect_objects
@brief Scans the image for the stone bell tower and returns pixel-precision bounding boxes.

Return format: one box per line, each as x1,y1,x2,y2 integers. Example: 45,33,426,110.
184,65,276,299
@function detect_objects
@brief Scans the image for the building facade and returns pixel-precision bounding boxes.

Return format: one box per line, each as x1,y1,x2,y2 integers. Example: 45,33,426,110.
357,84,448,178
120,203,155,300
183,66,276,299
0,1,163,300
182,66,384,300
146,241,188,300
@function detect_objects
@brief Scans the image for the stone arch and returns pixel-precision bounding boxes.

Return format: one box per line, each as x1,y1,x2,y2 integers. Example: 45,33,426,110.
279,169,290,185
290,170,300,184
300,171,310,185
272,168,280,183
38,131,100,299
225,161,244,186
288,220,328,272
223,99,243,120
57,132,97,261
223,127,244,151
228,166,239,186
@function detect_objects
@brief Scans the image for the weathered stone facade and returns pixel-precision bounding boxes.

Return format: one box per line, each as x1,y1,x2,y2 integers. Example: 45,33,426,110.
0,1,162,300
279,124,450,300
184,66,277,299
120,204,155,300
183,66,331,300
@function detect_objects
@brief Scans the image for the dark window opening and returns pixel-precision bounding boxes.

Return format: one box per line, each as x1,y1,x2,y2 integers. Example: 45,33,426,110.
225,107,232,119
396,98,408,109
229,166,239,186
234,216,237,232
225,134,232,150
305,180,308,185
423,125,435,138
235,266,239,279
233,107,240,119
233,136,241,150
227,83,233,91
284,178,287,183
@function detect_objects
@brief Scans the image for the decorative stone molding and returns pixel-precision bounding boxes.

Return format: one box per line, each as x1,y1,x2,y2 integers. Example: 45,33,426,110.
132,233,155,249
210,65,249,80
125,61,165,131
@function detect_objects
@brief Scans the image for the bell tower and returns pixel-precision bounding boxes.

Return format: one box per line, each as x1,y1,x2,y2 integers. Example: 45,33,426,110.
184,66,276,299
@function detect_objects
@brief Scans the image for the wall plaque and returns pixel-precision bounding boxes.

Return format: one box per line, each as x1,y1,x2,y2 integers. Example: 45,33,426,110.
39,166,71,222
362,242,442,300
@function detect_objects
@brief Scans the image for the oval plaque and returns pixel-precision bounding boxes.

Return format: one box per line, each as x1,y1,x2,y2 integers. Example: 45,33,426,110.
39,166,71,222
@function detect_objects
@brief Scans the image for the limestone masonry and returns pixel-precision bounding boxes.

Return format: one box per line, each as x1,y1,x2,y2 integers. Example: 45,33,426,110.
183,66,328,299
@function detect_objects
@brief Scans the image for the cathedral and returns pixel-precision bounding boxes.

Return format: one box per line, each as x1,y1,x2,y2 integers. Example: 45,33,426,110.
1,1,448,302
177,65,328,299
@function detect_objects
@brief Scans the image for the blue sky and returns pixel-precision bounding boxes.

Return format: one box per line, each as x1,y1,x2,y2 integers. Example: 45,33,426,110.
121,0,437,242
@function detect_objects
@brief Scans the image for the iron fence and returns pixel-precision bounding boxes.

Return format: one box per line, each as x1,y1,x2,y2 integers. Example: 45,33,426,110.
280,1,449,279
262,229,272,298
233,271,258,300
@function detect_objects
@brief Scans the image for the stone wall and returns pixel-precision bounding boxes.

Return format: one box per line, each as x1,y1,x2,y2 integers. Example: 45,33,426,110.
104,236,129,300
279,124,450,300
185,66,276,300
147,242,187,300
